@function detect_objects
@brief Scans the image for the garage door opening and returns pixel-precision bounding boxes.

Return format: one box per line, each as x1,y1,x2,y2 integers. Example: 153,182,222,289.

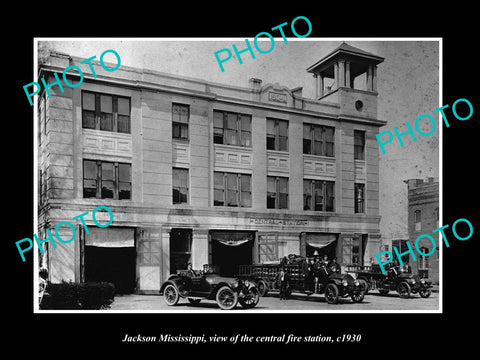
302,232,339,262
83,227,136,294
210,231,255,277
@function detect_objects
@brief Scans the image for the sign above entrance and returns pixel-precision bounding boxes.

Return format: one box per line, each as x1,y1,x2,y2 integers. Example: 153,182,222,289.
249,218,308,226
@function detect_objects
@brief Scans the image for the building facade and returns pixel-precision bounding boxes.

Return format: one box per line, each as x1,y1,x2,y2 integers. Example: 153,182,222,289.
404,177,440,283
38,43,386,294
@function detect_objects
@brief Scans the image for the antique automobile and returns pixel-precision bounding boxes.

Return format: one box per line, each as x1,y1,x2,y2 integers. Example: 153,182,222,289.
160,264,260,310
237,255,365,304
348,263,432,298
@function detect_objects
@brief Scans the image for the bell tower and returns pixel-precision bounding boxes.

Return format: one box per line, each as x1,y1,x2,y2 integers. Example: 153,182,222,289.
306,42,384,120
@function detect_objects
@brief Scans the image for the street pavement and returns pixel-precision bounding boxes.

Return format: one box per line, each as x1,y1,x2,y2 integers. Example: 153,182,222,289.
109,289,439,311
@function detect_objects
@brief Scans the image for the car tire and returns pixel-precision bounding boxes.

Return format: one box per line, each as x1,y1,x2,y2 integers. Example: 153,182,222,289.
378,289,389,296
216,286,238,310
419,288,432,298
257,279,269,297
351,289,365,303
188,298,201,305
397,282,411,298
358,279,369,295
325,283,340,304
239,287,260,309
164,284,180,306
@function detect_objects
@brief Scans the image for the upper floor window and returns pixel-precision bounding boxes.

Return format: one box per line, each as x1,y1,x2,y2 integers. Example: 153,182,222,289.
83,159,131,200
172,103,189,140
354,183,365,213
414,210,422,231
354,130,365,160
266,118,288,151
82,91,131,133
267,176,289,209
213,110,251,147
303,179,335,212
303,124,334,157
172,167,189,204
214,172,251,207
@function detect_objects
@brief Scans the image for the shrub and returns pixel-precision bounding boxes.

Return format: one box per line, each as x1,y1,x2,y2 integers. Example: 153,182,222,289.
41,281,115,310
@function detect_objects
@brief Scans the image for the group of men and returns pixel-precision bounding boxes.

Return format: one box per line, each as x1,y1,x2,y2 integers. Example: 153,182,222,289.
277,254,341,300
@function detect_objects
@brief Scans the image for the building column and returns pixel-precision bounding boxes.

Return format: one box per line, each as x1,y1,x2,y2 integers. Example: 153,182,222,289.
319,74,324,97
192,229,209,269
334,62,339,89
338,60,345,88
345,61,351,88
366,65,373,91
372,65,378,92
314,74,319,99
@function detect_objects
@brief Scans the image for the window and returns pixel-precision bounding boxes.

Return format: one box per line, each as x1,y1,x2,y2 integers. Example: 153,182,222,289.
82,91,131,133
414,210,422,231
303,124,334,156
172,103,189,140
354,130,365,160
354,183,365,213
214,172,251,207
303,179,335,211
267,176,289,209
213,110,251,147
83,160,131,200
172,168,189,204
266,118,288,151
258,234,277,263
170,229,192,275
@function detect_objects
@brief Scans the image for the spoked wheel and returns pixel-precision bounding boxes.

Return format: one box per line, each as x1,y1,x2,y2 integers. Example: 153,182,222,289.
164,284,179,306
188,298,202,305
325,283,339,304
397,282,411,299
257,280,269,297
351,290,365,303
239,287,260,309
419,288,432,298
216,286,238,310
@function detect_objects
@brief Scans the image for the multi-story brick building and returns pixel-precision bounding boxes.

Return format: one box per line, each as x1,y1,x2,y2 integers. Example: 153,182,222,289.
404,177,440,283
37,42,386,294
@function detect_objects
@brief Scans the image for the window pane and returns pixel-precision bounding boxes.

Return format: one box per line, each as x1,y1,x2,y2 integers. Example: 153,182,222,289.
241,174,251,192
226,173,238,206
267,177,276,209
303,139,311,154
100,113,113,131
241,115,251,132
266,135,275,150
266,194,276,209
241,130,251,147
278,120,288,137
241,191,252,207
227,173,237,190
303,124,311,139
118,97,130,116
213,111,224,129
279,135,288,151
314,181,323,211
214,172,224,188
83,160,97,179
118,163,131,182
278,177,288,194
100,95,112,113
226,129,237,145
226,113,237,129
326,181,335,212
266,119,275,135
82,92,95,111
118,115,130,133
119,182,131,200
279,193,288,209
303,180,312,210
82,110,95,129
83,179,97,198
267,177,276,193
101,180,114,199
214,189,225,206
101,162,114,181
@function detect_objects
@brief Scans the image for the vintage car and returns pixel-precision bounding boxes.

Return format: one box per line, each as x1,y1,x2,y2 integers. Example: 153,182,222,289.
160,264,260,310
238,257,365,304
351,264,432,298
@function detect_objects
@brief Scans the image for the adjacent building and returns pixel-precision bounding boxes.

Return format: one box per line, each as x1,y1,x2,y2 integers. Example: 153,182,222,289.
404,177,440,283
37,42,386,294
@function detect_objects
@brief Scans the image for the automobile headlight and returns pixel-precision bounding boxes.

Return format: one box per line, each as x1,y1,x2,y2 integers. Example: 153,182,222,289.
354,280,360,286
421,279,426,284
411,279,415,284
342,280,348,287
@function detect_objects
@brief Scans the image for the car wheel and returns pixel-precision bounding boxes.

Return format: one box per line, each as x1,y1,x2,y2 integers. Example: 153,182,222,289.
358,279,369,295
419,288,432,298
397,282,411,298
378,289,389,296
188,298,201,305
239,287,260,309
325,283,339,304
164,284,179,306
351,289,365,303
216,286,238,310
257,280,269,297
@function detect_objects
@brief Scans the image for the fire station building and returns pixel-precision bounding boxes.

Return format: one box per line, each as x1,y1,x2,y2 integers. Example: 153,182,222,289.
38,42,386,294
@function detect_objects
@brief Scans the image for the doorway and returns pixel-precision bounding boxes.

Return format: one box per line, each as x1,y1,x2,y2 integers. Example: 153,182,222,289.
210,231,255,277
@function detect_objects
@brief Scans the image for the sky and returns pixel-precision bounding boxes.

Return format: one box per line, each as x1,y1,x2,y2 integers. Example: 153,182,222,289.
38,38,440,241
